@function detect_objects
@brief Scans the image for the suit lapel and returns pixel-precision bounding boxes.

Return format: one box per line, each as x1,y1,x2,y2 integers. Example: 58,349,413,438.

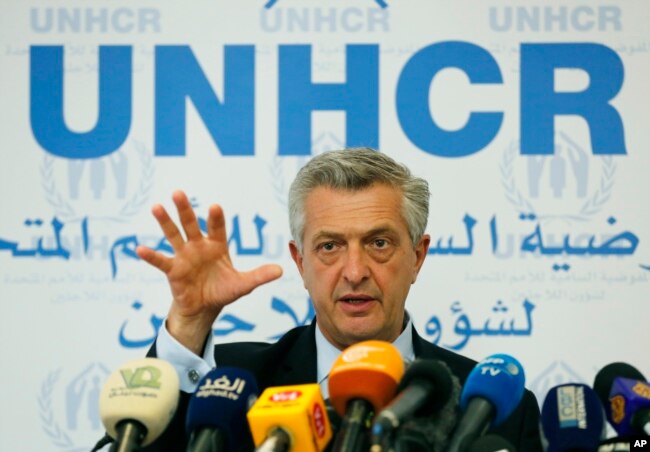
412,323,436,359
269,321,319,387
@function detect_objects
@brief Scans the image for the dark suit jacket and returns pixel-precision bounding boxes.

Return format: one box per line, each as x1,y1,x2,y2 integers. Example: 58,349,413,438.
146,321,542,451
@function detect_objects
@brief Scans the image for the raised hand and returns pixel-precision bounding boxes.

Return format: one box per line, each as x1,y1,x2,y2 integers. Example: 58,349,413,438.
136,190,283,354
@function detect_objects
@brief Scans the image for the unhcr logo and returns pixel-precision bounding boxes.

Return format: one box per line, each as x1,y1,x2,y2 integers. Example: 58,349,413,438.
260,0,390,33
264,0,388,9
39,363,110,450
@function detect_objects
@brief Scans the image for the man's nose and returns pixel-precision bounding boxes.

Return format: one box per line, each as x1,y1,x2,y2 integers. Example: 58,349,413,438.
341,244,370,284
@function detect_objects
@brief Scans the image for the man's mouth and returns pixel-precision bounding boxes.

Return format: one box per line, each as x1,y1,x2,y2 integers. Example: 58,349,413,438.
343,298,367,304
340,295,374,304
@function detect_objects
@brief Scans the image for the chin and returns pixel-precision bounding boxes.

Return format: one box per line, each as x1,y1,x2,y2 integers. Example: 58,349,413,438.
343,324,386,344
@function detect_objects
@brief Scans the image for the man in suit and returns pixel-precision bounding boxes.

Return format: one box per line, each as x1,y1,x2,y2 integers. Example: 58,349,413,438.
135,148,542,450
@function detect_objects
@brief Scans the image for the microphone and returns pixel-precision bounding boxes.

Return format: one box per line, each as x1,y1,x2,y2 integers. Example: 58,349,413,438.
247,383,333,451
370,359,454,451
328,340,405,452
446,354,526,452
540,383,606,451
185,367,260,452
593,362,649,437
594,362,645,410
607,377,650,436
325,398,343,440
99,357,180,452
391,360,462,452
466,434,516,452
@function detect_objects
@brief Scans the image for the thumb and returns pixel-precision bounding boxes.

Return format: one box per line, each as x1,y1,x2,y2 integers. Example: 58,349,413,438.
240,264,283,294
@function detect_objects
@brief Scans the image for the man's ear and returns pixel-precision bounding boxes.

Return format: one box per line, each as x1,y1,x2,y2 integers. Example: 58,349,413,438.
289,240,304,276
412,234,431,283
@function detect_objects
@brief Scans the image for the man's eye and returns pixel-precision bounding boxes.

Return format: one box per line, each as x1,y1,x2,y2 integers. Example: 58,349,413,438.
321,242,336,251
373,239,388,248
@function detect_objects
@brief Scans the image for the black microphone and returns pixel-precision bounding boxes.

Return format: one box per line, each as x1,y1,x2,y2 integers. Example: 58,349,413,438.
606,377,650,437
447,354,526,452
99,358,180,452
593,362,650,436
466,434,516,452
391,361,462,452
370,359,453,451
185,367,259,452
325,398,343,448
593,362,645,410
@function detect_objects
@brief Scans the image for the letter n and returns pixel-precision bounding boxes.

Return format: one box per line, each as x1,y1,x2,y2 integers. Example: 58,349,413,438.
155,45,255,156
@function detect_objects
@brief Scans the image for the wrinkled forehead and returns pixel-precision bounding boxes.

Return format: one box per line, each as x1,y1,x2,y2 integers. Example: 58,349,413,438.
305,181,403,201
302,184,408,235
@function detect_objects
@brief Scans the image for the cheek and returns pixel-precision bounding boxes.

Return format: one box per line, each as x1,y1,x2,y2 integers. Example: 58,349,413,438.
381,261,415,291
303,262,334,291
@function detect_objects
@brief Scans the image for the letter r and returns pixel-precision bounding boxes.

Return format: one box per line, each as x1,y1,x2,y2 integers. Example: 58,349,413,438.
521,43,626,155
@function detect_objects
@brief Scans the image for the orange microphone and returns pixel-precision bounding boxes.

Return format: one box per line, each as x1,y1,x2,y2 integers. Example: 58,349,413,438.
328,340,405,452
247,383,332,451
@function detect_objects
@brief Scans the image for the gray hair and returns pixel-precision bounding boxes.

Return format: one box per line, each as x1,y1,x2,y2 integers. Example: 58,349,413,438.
288,147,430,252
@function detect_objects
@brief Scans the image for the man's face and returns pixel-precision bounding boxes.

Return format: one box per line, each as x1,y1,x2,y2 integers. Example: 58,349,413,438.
289,184,430,350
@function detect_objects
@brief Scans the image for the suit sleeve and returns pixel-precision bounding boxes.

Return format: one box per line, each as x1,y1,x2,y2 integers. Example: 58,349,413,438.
511,389,544,451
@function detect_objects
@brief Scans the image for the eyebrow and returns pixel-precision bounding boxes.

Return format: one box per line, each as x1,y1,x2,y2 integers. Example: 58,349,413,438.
311,226,399,244
311,231,345,244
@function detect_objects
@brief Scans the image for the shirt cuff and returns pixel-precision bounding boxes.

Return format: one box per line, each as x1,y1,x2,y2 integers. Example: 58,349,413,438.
156,318,216,392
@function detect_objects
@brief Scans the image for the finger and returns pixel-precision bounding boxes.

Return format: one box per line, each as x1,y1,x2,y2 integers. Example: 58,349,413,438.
239,264,283,295
136,245,173,273
151,203,185,250
172,190,203,241
206,204,228,243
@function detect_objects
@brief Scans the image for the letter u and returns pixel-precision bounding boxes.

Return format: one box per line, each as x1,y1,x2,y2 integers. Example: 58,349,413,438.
30,45,132,159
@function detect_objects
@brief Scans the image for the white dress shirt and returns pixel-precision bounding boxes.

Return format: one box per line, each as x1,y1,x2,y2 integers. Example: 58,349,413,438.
156,313,416,395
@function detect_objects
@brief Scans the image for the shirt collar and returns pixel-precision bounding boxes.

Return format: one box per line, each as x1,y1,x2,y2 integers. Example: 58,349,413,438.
315,312,415,399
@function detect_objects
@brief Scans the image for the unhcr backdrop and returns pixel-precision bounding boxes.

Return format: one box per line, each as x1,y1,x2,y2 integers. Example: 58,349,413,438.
1,0,649,449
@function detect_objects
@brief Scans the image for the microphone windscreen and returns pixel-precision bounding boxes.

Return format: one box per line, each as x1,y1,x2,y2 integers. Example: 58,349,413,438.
540,383,605,452
593,362,646,409
186,367,259,448
460,354,525,426
607,377,650,436
397,360,461,452
328,340,405,416
99,357,180,446
396,359,454,416
247,383,332,451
